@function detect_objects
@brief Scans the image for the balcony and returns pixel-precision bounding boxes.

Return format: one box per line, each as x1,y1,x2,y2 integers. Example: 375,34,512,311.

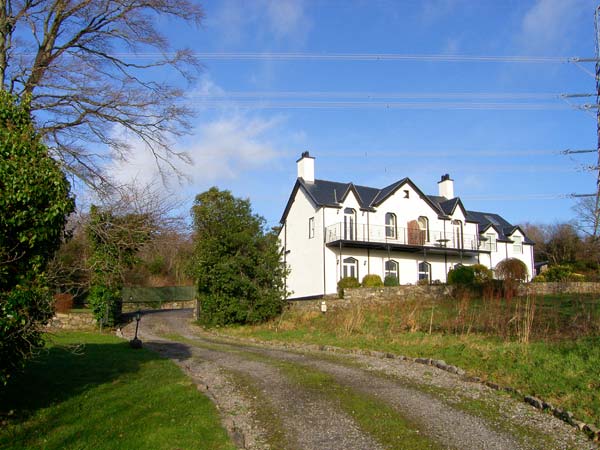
325,222,488,256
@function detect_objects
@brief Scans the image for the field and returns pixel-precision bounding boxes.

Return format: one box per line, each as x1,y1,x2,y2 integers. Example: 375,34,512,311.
221,293,600,427
0,332,234,450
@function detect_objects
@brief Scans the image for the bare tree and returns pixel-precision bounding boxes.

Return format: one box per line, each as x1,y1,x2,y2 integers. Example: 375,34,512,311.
573,197,600,238
0,0,203,187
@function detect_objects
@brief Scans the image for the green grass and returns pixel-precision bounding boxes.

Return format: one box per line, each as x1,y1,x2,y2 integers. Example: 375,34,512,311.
0,332,234,450
218,298,600,427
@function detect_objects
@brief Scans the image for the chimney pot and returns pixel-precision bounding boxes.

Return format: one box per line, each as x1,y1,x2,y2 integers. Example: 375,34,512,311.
437,173,454,199
297,151,315,183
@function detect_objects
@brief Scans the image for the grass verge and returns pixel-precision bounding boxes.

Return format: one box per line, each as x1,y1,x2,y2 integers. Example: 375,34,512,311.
218,303,600,427
0,331,234,450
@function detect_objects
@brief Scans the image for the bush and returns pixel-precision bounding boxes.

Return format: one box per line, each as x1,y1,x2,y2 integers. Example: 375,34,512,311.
570,273,586,282
191,188,287,326
361,274,383,287
88,285,122,327
532,274,546,283
544,264,573,282
495,258,528,282
471,264,493,284
0,286,54,385
447,264,475,285
384,275,399,287
495,258,528,300
337,276,360,298
417,278,429,286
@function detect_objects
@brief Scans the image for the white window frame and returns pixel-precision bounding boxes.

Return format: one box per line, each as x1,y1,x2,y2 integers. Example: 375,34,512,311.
417,216,430,242
385,213,397,239
418,261,431,282
385,260,399,280
513,235,522,253
486,233,497,251
308,217,315,239
342,257,359,279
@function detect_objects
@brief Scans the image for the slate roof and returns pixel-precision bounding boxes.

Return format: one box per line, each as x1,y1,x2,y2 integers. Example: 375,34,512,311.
280,177,532,243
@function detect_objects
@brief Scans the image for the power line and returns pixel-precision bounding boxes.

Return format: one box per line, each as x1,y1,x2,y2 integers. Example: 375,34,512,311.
190,91,561,100
193,100,569,110
189,52,571,63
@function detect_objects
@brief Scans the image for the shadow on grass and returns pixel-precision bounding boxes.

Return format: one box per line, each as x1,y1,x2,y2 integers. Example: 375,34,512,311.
0,337,192,423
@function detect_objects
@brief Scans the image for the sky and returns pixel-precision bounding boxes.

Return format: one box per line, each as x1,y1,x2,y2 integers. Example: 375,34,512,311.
107,0,600,231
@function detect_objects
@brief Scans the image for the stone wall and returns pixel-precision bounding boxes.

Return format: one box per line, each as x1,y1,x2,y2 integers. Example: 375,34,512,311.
122,300,196,312
290,282,600,309
519,282,600,296
47,312,96,330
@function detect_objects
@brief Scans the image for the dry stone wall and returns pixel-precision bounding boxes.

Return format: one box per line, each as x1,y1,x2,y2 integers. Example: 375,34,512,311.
290,282,600,310
47,312,96,330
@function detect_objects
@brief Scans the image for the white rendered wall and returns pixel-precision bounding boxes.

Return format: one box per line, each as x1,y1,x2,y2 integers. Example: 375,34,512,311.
281,188,324,298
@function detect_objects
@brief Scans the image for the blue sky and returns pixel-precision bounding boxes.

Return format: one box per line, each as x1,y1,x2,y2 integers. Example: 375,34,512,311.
109,0,600,230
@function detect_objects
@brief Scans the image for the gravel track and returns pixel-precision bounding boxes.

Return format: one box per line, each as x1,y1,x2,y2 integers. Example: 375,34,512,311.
121,308,595,450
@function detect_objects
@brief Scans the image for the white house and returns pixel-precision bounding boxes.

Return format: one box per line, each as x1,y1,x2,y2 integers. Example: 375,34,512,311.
279,152,535,300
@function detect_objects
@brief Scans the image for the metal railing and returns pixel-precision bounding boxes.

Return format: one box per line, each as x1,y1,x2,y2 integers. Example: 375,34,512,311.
325,222,481,251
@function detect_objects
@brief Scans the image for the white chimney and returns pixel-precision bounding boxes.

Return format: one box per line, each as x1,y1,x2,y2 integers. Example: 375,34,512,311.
438,174,454,199
297,151,315,183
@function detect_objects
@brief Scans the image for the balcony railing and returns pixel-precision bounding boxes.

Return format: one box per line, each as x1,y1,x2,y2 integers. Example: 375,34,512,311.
325,222,482,251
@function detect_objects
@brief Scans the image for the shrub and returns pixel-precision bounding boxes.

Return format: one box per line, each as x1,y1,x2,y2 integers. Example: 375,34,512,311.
495,258,528,282
495,258,528,300
384,275,399,287
447,264,475,285
570,273,586,282
361,274,383,287
532,274,546,283
0,286,54,385
471,264,493,284
337,276,360,298
88,285,122,327
544,264,573,282
191,188,287,326
417,278,429,286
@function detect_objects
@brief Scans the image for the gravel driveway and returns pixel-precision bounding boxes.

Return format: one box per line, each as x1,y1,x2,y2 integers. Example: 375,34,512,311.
120,308,595,450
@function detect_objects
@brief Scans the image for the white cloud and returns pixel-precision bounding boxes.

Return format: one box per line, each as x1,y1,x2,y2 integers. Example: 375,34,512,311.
262,0,309,39
210,0,311,45
518,0,590,53
108,114,282,190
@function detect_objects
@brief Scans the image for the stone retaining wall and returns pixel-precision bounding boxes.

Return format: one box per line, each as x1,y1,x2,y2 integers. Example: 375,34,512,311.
290,282,600,309
519,282,600,296
122,300,196,312
47,312,96,330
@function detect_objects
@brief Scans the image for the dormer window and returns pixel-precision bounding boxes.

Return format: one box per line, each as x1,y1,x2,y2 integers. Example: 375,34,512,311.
513,236,522,254
385,213,397,239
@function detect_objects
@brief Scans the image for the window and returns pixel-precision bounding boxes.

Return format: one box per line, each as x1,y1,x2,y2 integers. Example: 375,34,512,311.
418,261,431,282
343,257,359,279
343,208,356,240
308,217,315,239
385,213,397,239
417,216,429,242
403,190,410,198
385,260,399,281
486,233,497,251
513,236,523,253
452,219,463,249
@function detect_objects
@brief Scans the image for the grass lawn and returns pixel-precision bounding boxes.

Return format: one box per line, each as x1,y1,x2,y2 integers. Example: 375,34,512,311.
0,332,234,450
219,295,600,428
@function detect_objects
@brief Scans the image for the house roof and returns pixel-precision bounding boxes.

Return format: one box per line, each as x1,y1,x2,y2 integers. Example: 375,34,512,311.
280,177,532,244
